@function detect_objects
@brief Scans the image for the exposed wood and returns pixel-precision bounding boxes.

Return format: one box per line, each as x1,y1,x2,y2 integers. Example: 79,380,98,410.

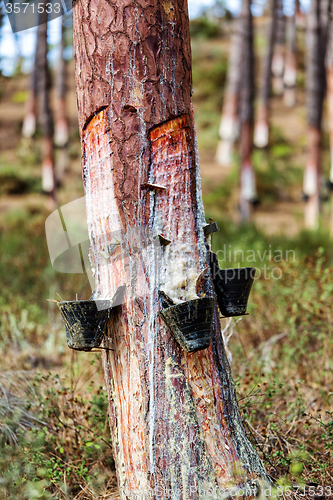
73,0,269,497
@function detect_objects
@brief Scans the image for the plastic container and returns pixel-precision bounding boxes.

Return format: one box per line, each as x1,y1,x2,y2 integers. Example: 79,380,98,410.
210,252,255,317
57,299,111,351
159,297,215,353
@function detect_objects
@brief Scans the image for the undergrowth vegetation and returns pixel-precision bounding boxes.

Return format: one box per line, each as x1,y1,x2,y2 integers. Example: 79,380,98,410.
212,221,333,487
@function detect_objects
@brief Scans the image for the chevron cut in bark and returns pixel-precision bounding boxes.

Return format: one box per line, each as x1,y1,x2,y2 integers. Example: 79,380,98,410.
73,0,269,497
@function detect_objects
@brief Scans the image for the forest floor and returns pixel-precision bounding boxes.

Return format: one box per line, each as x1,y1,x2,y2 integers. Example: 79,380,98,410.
0,23,333,499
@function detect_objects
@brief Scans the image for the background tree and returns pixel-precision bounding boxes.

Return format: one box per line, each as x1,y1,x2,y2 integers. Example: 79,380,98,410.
254,0,278,148
22,40,38,138
54,15,69,185
37,11,55,201
54,16,68,149
304,0,330,228
239,0,257,220
271,0,285,95
21,7,55,203
283,9,297,107
325,6,333,232
72,0,269,497
216,12,243,166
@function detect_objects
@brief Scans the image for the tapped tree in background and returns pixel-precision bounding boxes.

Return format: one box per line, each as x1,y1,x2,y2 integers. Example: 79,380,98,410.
271,0,285,95
22,9,56,202
304,0,330,229
239,0,257,220
325,11,333,233
216,11,243,166
37,13,55,201
254,0,278,149
54,15,69,184
72,0,269,497
283,9,297,107
22,42,38,139
54,16,68,149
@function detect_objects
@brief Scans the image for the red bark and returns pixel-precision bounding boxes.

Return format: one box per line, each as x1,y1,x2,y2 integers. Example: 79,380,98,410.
73,0,269,496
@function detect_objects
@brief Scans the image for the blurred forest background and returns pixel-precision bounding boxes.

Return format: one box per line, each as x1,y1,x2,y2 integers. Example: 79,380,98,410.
0,0,333,498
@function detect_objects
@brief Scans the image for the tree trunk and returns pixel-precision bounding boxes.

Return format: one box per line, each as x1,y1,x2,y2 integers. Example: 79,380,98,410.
254,0,277,148
22,39,39,138
271,0,285,95
283,12,297,107
325,8,333,233
216,14,243,166
36,12,55,201
239,0,257,221
72,0,268,497
304,0,329,228
54,16,68,149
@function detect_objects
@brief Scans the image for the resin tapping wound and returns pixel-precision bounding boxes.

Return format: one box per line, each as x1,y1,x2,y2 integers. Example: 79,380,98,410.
149,115,200,305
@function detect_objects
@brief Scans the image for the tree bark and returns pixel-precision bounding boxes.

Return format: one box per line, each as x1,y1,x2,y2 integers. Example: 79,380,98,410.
22,35,39,138
37,12,55,200
271,0,285,95
283,12,297,107
72,0,268,497
239,0,257,221
304,0,330,228
54,16,69,149
216,14,243,166
254,0,277,148
325,8,333,233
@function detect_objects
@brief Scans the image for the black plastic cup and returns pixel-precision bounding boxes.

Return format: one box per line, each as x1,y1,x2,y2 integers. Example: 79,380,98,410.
159,297,215,353
57,299,111,351
210,252,255,317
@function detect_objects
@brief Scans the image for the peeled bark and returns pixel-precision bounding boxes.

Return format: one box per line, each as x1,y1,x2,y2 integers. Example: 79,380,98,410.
254,0,277,148
239,0,257,221
54,17,68,148
73,0,268,497
304,0,330,228
283,13,297,107
216,14,243,166
271,0,285,95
